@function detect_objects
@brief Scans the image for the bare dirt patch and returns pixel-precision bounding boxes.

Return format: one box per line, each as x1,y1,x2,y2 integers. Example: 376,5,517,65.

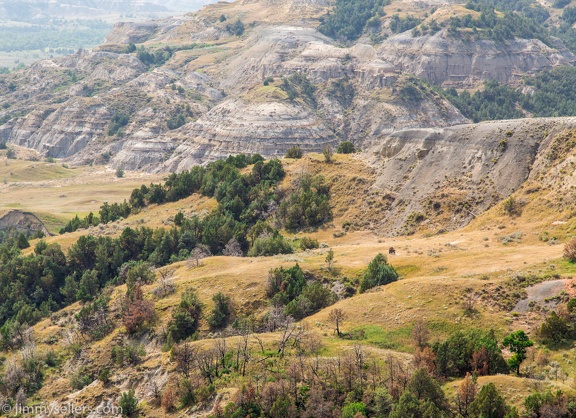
513,279,566,312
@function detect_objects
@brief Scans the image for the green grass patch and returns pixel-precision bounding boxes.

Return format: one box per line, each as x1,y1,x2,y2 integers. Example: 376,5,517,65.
549,258,576,275
426,319,509,342
427,320,472,340
347,324,413,352
396,264,421,278
35,212,70,234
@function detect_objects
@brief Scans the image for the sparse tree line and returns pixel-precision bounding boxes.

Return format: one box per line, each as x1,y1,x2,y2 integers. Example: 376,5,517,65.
161,329,574,418
447,1,550,45
0,221,570,417
0,301,572,418
0,247,400,412
0,155,337,338
317,0,558,48
61,154,332,235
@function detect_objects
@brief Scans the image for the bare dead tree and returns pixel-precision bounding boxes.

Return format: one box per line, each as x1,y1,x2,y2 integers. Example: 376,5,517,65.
341,353,356,392
384,353,410,400
287,361,303,405
266,305,289,332
368,357,383,391
155,266,176,297
235,330,251,376
277,322,298,358
223,238,243,257
253,334,266,354
354,344,366,392
215,338,227,369
194,346,219,385
463,287,479,315
328,308,346,337
189,244,212,267
412,318,430,349
174,342,196,377
290,324,309,352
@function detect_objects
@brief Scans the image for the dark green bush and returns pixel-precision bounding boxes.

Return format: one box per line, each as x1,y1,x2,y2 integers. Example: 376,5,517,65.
226,19,245,36
168,289,203,342
390,14,422,33
70,367,93,390
111,342,146,366
284,282,337,319
267,264,307,304
285,146,303,159
60,212,100,234
280,74,317,105
299,236,319,250
248,231,293,257
337,141,355,154
98,368,110,384
207,292,232,329
278,174,331,231
119,389,139,417
433,329,508,378
267,263,337,319
167,112,186,130
108,112,129,136
319,0,390,41
539,311,571,345
359,253,398,292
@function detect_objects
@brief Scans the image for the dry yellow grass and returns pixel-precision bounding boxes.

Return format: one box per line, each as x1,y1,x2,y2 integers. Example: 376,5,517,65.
0,161,166,232
444,374,576,410
5,151,576,416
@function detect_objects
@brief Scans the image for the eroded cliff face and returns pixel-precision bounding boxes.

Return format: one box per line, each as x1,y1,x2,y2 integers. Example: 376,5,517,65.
0,210,50,237
379,32,575,87
0,0,573,172
364,117,576,234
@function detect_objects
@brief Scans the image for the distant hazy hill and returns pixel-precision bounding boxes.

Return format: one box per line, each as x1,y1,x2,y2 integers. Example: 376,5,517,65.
0,0,217,63
156,0,218,12
0,0,216,21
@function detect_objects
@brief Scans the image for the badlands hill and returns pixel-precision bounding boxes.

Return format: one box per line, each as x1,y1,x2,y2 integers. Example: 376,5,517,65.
2,0,576,416
1,0,575,173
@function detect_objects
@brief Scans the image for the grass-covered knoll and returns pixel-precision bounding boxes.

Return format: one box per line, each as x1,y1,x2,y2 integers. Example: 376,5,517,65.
0,157,78,182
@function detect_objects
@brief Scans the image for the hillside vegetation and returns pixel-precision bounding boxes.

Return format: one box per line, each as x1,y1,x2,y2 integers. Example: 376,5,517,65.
442,67,576,122
0,147,575,417
4,0,576,416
